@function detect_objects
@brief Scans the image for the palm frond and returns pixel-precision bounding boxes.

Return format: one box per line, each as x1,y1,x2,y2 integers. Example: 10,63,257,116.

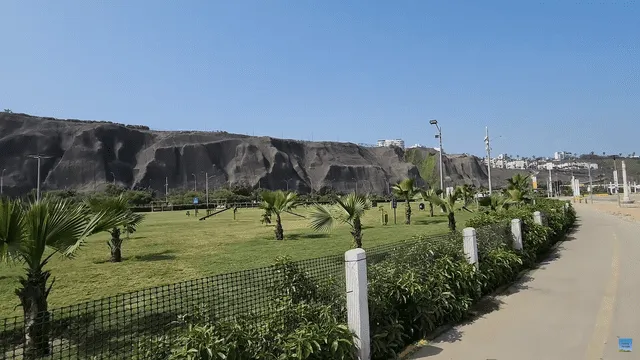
0,199,26,263
309,204,336,233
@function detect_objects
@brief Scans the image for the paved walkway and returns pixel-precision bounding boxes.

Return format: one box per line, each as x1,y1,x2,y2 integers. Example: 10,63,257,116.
409,204,640,360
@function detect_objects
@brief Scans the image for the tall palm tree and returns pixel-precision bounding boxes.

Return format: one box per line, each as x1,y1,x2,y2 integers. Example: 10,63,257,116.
0,198,129,358
392,178,419,224
419,188,436,217
85,195,146,262
309,192,371,248
259,190,298,240
505,174,532,206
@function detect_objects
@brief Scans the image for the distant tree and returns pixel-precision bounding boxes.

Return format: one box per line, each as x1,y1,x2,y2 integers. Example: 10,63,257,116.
419,188,437,217
619,153,623,157
2,109,12,113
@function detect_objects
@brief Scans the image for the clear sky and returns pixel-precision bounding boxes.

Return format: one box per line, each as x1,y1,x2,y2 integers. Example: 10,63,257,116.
1,1,639,157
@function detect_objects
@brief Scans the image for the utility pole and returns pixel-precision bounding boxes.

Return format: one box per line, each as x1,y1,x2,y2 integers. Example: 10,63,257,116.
192,173,197,192
205,172,209,210
27,154,53,202
429,120,444,194
484,127,492,195
548,167,552,198
165,177,169,203
110,172,116,186
1,168,5,195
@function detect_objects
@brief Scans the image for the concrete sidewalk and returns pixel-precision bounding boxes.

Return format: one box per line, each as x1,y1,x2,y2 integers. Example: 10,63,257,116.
408,205,639,360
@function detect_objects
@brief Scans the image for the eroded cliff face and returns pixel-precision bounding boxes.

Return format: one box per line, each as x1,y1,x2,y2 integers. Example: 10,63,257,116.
1,113,429,196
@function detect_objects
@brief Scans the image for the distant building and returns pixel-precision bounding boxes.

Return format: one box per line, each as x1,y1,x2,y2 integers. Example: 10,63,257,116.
506,160,528,170
408,143,425,149
554,151,566,161
377,139,405,149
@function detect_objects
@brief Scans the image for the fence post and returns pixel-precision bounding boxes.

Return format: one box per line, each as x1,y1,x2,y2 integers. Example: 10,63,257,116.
345,248,370,360
510,219,523,250
463,227,479,270
533,211,544,226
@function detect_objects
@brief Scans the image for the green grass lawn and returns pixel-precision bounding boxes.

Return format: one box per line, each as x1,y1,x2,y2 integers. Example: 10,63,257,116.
0,204,473,318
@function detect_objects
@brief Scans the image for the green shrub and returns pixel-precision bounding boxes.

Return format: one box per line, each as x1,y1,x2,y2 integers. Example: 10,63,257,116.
367,235,481,359
133,258,355,360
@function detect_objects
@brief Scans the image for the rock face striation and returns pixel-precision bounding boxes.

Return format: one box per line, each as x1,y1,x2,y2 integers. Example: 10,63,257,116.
0,113,544,196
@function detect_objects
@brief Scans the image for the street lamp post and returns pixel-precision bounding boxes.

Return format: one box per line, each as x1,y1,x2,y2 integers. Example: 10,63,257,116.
192,173,197,192
429,119,444,194
27,154,53,202
282,179,292,191
588,164,594,203
110,172,116,186
0,168,5,195
352,178,358,194
484,127,492,195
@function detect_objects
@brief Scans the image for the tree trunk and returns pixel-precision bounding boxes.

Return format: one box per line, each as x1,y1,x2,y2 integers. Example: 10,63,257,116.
16,268,52,359
429,203,434,217
448,212,456,232
275,214,284,240
351,217,363,248
108,228,123,262
405,200,411,224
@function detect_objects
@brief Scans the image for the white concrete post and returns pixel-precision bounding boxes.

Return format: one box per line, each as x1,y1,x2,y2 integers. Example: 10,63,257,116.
345,249,370,360
463,227,479,270
622,161,632,203
533,211,544,225
510,219,523,250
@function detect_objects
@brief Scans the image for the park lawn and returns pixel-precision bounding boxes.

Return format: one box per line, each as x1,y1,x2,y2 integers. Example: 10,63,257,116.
0,204,473,318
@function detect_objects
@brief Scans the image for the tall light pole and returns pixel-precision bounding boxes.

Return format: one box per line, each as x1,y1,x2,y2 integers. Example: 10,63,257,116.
110,172,116,185
548,167,553,198
192,173,197,192
27,154,53,202
352,177,358,194
1,168,5,195
429,119,444,193
484,126,492,195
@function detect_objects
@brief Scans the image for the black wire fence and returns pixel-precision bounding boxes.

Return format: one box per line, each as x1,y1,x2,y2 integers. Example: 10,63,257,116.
0,232,472,360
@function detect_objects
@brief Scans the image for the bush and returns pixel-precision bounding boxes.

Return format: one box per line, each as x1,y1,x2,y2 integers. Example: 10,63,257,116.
134,257,355,360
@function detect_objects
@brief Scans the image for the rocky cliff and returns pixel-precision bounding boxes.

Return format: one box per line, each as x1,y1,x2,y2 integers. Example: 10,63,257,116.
0,113,539,196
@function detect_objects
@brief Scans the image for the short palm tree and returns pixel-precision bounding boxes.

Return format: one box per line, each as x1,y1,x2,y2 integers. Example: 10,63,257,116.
392,178,420,224
259,190,298,240
506,174,531,193
0,197,129,358
86,195,145,262
419,188,436,217
309,192,371,248
479,193,512,212
458,184,476,208
429,189,470,232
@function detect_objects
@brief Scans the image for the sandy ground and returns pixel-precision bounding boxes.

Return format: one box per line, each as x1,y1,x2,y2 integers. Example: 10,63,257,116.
575,194,640,223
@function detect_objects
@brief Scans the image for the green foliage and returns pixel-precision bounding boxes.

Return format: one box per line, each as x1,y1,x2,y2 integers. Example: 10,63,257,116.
309,193,372,248
367,234,481,359
403,149,439,189
134,257,355,360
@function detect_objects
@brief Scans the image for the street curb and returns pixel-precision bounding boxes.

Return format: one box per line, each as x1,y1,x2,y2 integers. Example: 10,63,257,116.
398,231,571,359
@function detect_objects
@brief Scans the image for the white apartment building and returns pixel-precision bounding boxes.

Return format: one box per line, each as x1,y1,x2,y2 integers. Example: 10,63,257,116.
554,151,566,161
377,139,405,149
506,160,528,169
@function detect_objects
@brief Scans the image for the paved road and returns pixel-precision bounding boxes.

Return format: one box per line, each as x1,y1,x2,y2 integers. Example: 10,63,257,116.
409,204,639,360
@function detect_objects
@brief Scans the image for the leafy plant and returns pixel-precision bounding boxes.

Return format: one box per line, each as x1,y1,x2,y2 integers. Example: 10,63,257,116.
309,193,372,248
85,195,146,262
391,179,420,224
0,197,130,358
258,190,299,240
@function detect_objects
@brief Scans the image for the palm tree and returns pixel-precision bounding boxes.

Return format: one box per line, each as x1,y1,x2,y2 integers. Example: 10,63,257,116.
309,192,371,248
85,195,145,262
419,188,436,217
259,190,298,240
505,174,532,205
457,184,476,208
392,178,419,224
479,193,512,212
429,189,466,232
0,198,129,358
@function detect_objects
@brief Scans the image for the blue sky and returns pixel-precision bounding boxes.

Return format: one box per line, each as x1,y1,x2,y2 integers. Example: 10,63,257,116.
1,1,639,157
